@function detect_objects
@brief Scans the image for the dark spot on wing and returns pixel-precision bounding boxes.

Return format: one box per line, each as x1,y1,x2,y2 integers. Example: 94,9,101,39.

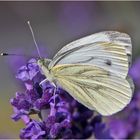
127,53,131,57
106,59,112,66
94,85,101,91
76,56,94,64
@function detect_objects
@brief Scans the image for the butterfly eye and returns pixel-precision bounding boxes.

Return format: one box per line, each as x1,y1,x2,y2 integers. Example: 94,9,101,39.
37,59,42,66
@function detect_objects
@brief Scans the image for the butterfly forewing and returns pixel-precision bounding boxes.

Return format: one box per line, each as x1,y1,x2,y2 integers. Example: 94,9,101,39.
51,31,131,60
49,31,132,78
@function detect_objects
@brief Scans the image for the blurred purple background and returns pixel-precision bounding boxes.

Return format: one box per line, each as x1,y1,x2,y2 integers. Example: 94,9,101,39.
0,1,140,138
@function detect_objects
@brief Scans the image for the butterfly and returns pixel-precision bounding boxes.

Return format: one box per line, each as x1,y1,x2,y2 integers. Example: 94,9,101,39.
37,31,133,116
1,22,133,116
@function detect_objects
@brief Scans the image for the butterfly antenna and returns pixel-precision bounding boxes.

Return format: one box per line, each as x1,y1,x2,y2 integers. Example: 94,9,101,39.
0,52,40,60
1,53,26,57
27,21,42,58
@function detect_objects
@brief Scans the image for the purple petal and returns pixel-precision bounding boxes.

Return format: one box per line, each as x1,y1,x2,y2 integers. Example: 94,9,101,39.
109,119,132,139
49,123,61,138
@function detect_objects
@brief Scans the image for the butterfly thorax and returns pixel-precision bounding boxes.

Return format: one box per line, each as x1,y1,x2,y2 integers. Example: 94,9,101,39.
37,58,54,82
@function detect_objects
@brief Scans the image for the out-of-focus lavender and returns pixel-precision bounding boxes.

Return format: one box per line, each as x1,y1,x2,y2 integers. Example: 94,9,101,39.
5,48,27,73
108,58,140,139
10,57,140,139
58,2,93,37
10,58,112,139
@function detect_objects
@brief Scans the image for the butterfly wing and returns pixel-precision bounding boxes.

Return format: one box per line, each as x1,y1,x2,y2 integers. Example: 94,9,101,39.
51,64,132,116
49,31,132,78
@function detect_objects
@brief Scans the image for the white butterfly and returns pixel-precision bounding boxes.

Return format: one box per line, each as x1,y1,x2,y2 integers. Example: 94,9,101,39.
37,31,133,116
0,22,133,116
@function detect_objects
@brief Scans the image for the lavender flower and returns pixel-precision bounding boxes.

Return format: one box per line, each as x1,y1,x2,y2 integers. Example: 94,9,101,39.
10,58,111,139
16,58,39,82
20,120,46,139
109,118,133,139
11,57,140,139
129,58,140,87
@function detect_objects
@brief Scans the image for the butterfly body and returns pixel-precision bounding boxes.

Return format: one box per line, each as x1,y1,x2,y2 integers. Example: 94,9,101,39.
37,58,55,83
37,31,133,116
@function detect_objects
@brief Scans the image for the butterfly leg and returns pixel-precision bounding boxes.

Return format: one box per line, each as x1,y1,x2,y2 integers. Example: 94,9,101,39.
39,78,48,86
51,82,57,106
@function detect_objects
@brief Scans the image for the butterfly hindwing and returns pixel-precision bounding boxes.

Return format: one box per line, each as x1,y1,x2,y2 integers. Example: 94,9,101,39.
51,64,132,116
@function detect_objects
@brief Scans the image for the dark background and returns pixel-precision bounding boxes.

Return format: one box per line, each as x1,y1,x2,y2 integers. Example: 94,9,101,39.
0,1,139,138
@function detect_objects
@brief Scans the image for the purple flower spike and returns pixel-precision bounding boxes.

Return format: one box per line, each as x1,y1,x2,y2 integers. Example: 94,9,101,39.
94,123,112,139
34,98,48,110
11,108,29,122
16,59,39,82
10,92,32,114
60,119,71,128
10,58,113,139
49,123,61,138
20,120,46,139
129,58,140,86
109,119,132,139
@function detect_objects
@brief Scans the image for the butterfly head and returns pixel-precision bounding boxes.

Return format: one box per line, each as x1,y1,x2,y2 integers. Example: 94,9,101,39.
37,58,51,69
37,58,45,67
